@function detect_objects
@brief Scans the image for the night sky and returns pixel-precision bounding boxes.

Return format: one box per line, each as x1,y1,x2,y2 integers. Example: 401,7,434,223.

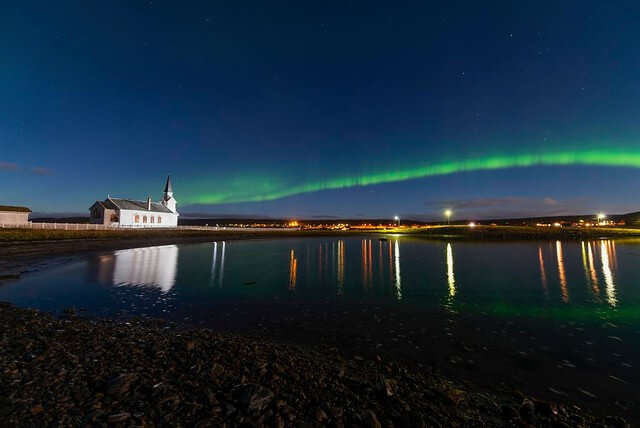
2,1,640,220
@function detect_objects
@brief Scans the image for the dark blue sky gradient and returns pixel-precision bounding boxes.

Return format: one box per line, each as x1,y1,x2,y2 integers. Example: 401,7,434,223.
1,1,639,219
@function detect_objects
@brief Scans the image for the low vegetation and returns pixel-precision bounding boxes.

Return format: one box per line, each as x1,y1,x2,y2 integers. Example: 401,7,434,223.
1,225,640,244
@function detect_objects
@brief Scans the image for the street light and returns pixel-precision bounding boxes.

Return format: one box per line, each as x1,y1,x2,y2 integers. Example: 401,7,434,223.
597,213,606,225
444,209,452,225
394,215,400,226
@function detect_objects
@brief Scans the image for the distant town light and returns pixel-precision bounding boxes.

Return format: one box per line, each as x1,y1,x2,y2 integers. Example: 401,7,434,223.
597,213,606,220
468,222,476,227
444,209,452,225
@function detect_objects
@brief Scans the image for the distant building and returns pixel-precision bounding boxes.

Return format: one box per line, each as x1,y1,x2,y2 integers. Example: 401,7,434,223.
0,205,31,225
89,175,179,227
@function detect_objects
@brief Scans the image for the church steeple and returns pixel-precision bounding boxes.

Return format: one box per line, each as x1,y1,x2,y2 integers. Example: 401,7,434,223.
161,174,177,214
163,174,173,199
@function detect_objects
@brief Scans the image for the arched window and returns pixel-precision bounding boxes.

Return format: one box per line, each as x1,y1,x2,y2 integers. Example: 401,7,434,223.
157,216,162,224
134,214,140,223
143,215,147,223
150,216,155,224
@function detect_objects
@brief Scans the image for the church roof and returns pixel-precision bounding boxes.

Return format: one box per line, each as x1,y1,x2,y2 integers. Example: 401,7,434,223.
106,198,174,214
0,205,31,213
164,175,173,193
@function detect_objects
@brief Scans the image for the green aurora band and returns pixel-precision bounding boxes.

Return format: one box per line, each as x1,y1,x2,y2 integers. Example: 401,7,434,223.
186,149,640,204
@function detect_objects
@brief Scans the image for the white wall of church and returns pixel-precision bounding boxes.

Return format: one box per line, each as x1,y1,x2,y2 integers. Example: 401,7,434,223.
118,209,178,228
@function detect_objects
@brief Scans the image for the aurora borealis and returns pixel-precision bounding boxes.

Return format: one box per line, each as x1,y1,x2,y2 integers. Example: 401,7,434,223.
186,148,640,205
2,2,640,218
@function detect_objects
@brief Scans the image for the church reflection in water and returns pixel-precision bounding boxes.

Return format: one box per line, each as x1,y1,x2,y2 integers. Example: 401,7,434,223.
90,245,179,293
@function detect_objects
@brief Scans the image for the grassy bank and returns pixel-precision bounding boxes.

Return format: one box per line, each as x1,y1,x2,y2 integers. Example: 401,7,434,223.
0,302,619,427
1,225,640,243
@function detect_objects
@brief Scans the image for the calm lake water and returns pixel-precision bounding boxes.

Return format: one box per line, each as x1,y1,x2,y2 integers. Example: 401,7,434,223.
2,237,639,320
2,237,639,417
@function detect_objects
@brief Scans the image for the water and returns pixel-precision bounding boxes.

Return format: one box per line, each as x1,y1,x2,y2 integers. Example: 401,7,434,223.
2,237,639,416
2,237,638,320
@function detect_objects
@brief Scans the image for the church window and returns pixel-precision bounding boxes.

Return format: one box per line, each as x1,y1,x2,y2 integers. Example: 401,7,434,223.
134,214,140,223
150,216,155,224
158,216,162,224
143,215,147,223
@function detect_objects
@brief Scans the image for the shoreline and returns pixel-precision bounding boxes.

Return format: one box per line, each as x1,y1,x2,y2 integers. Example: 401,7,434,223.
0,302,623,426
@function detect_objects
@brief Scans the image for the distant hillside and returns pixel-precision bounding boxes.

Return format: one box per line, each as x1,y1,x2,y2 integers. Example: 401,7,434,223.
179,218,428,226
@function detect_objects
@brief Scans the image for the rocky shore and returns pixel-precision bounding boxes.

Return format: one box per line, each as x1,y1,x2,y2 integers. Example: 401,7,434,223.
1,302,627,427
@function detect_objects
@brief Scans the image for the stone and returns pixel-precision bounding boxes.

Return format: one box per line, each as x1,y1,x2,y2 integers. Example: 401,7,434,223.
105,373,137,396
443,388,464,405
362,410,382,428
234,383,274,414
210,363,225,378
383,378,398,397
500,404,520,420
327,407,343,420
108,412,131,424
314,407,328,422
519,398,535,422
29,404,44,415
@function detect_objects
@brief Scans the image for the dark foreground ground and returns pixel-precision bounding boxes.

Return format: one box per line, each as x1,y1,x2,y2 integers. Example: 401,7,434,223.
0,302,628,427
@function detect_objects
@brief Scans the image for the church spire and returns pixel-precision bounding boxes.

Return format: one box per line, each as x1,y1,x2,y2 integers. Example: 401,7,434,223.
164,174,173,194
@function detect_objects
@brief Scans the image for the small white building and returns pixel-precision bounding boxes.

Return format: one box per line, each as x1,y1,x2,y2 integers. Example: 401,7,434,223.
89,175,179,227
0,205,31,226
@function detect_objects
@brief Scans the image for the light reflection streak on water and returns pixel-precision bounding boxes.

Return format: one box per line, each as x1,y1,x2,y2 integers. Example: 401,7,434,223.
388,241,393,283
337,240,345,289
587,242,600,298
378,240,383,285
446,243,456,299
318,244,323,281
361,239,373,289
289,249,297,289
601,240,617,306
581,242,589,283
218,241,226,287
555,241,569,303
394,240,402,299
368,239,373,285
609,240,618,270
210,242,218,287
361,239,367,287
538,246,548,296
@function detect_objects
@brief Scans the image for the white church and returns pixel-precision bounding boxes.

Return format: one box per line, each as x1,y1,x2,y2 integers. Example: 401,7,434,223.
89,175,179,227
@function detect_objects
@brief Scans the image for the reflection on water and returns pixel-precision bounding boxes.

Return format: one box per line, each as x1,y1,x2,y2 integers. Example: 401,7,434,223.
289,249,297,289
601,240,617,306
210,241,227,287
337,240,345,290
394,240,402,299
9,237,637,322
538,246,548,296
94,238,621,309
446,243,456,299
95,245,179,293
586,242,600,298
555,241,569,303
